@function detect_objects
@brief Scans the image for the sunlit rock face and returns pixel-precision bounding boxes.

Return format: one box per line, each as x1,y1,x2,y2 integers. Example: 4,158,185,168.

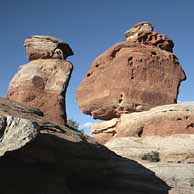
77,22,186,120
7,35,74,125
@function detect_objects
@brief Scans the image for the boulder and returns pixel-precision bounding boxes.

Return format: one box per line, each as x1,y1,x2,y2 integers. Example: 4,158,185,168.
91,103,194,144
24,35,74,61
0,97,170,194
76,22,186,120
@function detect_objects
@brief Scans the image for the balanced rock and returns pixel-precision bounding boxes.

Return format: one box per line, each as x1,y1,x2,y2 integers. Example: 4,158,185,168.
91,103,194,144
7,35,73,125
77,22,186,120
24,35,73,61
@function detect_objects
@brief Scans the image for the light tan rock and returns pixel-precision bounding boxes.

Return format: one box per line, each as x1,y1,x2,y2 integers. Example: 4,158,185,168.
91,103,194,143
24,35,73,61
106,135,194,194
105,134,194,163
7,59,73,125
125,21,174,52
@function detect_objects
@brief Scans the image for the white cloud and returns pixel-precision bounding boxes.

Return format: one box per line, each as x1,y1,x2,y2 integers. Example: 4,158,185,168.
80,122,94,129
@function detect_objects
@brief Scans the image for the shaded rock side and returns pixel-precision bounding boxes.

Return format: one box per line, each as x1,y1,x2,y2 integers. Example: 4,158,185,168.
105,135,194,194
0,97,170,194
91,103,194,144
77,24,186,120
24,35,74,61
7,59,73,125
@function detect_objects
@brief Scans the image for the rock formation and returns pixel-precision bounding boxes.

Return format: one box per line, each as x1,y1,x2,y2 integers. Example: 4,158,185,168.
106,135,194,194
7,35,73,125
76,21,186,120
90,103,194,194
24,35,73,61
91,103,194,144
0,97,170,194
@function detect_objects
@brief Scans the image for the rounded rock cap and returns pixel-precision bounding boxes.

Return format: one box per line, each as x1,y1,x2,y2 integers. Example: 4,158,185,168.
24,35,74,61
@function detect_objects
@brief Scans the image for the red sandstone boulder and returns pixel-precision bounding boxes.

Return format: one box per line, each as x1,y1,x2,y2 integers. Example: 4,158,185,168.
77,33,186,120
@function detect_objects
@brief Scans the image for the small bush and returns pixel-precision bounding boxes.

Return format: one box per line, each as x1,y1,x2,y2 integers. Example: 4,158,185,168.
141,151,160,162
67,119,79,131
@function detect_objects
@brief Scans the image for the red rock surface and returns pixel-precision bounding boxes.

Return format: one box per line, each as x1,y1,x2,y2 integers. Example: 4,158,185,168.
7,59,72,125
91,104,194,144
77,40,186,120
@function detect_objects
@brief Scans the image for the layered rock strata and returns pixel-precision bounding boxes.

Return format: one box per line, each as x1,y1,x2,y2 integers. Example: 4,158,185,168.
91,103,194,144
7,35,73,125
76,22,186,120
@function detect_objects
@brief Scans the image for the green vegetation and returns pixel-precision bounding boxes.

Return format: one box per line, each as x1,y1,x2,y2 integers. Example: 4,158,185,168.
67,118,79,130
141,151,160,162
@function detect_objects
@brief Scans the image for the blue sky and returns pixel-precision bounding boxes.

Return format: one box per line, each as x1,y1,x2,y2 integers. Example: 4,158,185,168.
0,0,194,134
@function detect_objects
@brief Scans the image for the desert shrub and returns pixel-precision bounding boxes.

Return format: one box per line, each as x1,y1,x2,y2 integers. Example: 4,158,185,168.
141,151,160,162
67,118,79,131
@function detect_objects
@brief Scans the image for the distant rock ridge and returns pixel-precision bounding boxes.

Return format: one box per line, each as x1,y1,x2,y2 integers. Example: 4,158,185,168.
7,35,73,125
76,21,186,120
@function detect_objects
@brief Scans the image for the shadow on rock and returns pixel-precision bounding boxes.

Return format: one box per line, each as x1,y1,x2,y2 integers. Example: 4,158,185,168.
0,130,170,194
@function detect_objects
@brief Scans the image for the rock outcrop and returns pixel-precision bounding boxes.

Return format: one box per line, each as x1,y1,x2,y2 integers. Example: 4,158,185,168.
91,103,194,144
7,35,73,125
106,135,194,194
124,21,174,52
24,35,73,61
0,97,170,194
76,22,186,120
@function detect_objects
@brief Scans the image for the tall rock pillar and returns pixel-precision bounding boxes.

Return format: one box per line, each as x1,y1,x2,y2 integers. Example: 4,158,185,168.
7,35,74,125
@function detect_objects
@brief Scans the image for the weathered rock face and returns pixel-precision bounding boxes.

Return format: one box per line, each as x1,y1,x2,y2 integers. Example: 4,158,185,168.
76,22,186,120
106,134,194,163
106,135,194,194
124,21,174,52
7,35,73,125
24,35,74,61
91,103,194,144
0,97,170,194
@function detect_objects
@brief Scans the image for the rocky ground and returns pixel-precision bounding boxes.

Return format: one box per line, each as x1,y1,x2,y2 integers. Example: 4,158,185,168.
0,97,170,194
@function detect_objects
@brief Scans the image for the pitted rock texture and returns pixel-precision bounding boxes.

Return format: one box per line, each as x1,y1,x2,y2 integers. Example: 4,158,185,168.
0,97,170,194
7,59,73,125
91,103,194,144
124,21,174,52
24,35,74,61
77,39,186,120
